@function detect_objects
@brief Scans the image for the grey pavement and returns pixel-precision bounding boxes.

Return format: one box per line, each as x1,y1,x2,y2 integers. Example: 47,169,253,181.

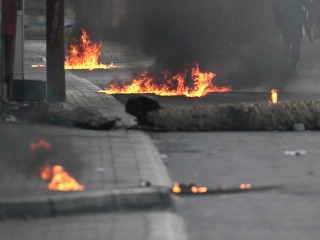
0,40,188,240
0,211,187,240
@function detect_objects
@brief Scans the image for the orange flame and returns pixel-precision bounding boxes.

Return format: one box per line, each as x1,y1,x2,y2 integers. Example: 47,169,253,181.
172,181,182,193
40,165,84,191
100,63,232,97
239,183,252,190
191,185,208,193
31,63,46,68
172,181,208,194
271,89,278,104
30,139,84,191
64,29,116,70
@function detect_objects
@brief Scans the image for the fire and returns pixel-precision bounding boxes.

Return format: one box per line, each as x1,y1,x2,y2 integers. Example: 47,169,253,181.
172,181,182,193
239,183,252,190
191,185,208,193
30,139,84,191
172,181,208,194
40,165,85,191
31,63,46,68
100,63,232,97
64,29,116,70
271,88,278,104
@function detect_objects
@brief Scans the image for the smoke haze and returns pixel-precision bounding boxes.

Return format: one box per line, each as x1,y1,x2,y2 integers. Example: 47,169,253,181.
64,0,285,90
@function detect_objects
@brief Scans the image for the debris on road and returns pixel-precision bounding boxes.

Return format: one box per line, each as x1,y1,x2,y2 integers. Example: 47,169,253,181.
284,150,307,156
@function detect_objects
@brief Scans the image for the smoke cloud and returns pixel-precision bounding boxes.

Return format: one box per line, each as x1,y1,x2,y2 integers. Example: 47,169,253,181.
69,0,287,90
137,0,222,72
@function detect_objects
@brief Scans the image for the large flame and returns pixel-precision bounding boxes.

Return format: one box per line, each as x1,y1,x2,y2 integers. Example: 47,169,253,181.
64,29,115,70
100,63,232,97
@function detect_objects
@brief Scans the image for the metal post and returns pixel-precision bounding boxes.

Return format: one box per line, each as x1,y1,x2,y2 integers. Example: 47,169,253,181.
46,0,65,103
13,0,24,80
0,0,2,100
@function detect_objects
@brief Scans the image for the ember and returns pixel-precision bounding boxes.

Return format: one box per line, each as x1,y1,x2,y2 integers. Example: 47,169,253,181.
64,29,116,70
172,181,208,194
31,63,46,68
271,88,278,104
171,181,275,195
100,63,232,97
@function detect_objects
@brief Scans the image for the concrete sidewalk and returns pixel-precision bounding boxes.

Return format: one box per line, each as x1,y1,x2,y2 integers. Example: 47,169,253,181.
0,41,187,240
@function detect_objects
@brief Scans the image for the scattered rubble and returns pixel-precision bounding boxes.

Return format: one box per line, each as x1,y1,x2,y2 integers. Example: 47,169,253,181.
0,101,120,130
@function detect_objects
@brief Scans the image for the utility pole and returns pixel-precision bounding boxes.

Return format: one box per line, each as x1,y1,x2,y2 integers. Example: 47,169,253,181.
46,0,65,103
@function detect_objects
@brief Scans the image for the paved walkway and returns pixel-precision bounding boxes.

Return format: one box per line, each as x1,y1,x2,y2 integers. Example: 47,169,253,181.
0,41,187,240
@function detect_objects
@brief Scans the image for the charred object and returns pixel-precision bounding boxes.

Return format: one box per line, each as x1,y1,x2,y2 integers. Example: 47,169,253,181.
125,95,161,126
126,99,320,131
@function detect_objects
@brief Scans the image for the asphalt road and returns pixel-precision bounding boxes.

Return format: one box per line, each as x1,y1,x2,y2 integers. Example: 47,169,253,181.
149,132,320,240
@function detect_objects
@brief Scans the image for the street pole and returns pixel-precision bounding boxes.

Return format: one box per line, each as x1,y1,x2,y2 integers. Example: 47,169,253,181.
46,0,65,103
0,0,2,100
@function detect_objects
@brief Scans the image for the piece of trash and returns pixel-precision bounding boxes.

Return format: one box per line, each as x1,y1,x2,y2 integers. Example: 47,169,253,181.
139,180,151,188
293,123,305,131
96,167,105,173
284,150,307,156
4,115,18,122
160,154,168,159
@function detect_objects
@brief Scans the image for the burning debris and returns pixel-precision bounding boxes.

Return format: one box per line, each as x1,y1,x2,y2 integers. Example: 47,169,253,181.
125,96,320,131
40,164,85,191
64,29,116,70
29,139,84,191
172,181,208,194
31,63,46,68
100,63,232,97
171,181,277,195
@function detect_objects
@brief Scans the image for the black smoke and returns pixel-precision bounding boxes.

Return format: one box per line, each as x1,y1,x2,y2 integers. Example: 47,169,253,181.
69,0,288,91
137,0,223,72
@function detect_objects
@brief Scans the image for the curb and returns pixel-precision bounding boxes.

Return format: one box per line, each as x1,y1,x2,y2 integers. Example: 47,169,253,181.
128,131,173,187
0,187,173,219
148,212,189,240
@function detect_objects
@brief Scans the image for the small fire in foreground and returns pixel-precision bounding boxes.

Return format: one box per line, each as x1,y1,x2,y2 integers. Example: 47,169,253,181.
271,88,278,104
100,63,232,97
29,139,84,191
64,29,116,70
40,164,84,191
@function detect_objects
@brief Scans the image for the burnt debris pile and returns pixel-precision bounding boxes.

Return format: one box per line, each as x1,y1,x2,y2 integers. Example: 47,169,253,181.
125,96,320,131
